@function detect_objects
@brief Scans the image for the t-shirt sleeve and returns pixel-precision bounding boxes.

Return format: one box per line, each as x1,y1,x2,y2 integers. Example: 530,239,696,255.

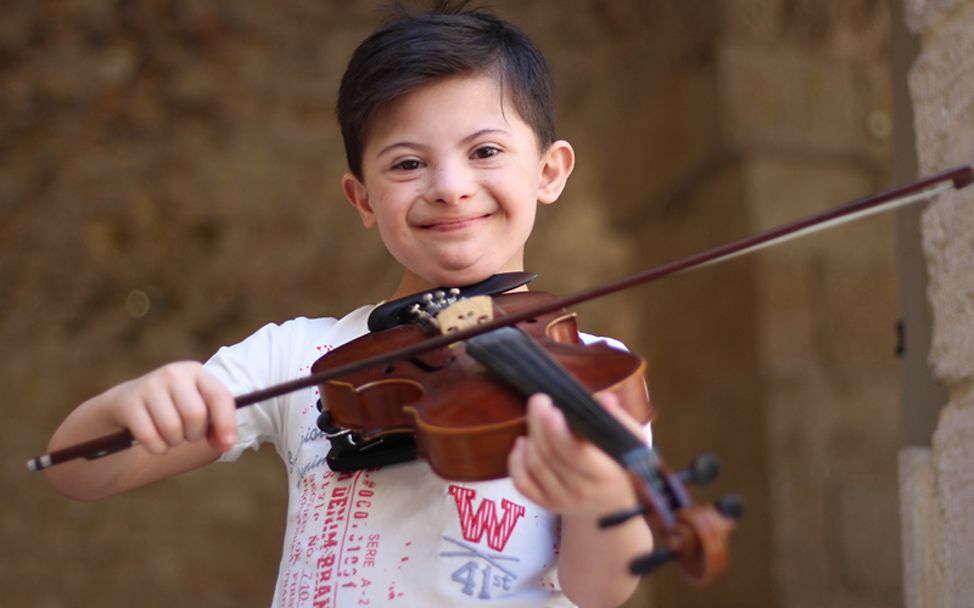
204,322,292,462
578,332,653,446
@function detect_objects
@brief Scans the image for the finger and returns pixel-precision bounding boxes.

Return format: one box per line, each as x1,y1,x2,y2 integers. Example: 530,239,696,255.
522,399,577,505
198,371,236,452
170,383,209,443
515,435,575,511
528,394,613,481
525,394,568,470
508,437,546,506
144,391,185,447
125,402,170,455
594,391,648,441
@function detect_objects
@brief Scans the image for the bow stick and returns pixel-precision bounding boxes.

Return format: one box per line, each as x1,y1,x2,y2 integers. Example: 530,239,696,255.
27,164,974,471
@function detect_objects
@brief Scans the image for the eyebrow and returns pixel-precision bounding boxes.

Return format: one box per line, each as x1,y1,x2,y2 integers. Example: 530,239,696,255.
375,128,512,158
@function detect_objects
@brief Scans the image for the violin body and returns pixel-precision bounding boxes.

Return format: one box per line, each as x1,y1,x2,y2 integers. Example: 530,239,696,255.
311,288,736,582
311,291,654,481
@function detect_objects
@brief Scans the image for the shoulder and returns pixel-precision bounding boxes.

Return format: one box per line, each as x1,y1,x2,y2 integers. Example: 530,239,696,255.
220,305,376,355
203,304,377,389
205,305,379,459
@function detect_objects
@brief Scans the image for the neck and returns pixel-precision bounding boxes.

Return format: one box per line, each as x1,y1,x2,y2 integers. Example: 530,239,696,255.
388,267,530,301
388,272,438,301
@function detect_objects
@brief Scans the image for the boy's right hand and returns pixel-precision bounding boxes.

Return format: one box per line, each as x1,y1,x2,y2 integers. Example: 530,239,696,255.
105,361,237,455
44,361,238,501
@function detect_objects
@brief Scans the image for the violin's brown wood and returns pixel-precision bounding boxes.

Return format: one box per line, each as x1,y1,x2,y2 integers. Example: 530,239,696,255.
311,291,655,481
671,505,734,583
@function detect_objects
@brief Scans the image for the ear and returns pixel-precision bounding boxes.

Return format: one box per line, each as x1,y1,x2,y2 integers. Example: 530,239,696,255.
537,140,575,205
342,172,377,229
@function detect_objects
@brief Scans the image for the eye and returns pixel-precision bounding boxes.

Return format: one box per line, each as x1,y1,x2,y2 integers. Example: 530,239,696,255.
392,158,424,171
394,159,422,171
471,145,501,160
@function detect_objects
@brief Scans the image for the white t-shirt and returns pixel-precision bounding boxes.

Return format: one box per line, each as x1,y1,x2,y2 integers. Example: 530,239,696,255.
206,304,646,607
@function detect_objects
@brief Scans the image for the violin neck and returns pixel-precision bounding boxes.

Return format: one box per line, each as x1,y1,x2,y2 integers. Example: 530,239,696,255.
465,327,652,466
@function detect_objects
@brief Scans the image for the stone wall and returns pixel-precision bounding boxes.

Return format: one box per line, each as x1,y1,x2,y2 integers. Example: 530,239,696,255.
0,1,900,607
899,1,974,607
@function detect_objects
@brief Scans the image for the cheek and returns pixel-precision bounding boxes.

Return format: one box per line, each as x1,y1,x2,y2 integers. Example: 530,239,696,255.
374,219,405,246
505,183,541,222
373,212,417,258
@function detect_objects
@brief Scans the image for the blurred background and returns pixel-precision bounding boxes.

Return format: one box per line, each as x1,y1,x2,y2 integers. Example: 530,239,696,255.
0,1,944,606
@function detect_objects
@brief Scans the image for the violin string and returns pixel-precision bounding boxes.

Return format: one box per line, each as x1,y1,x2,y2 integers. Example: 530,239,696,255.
466,328,671,505
466,327,647,461
469,327,626,449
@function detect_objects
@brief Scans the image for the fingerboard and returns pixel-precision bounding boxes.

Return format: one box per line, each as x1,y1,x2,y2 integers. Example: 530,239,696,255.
465,326,658,479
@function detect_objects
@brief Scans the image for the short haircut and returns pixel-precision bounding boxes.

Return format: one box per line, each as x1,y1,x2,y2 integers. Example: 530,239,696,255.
337,1,556,178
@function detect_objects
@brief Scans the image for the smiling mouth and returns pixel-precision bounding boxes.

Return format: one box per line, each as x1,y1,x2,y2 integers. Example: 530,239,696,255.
418,213,492,231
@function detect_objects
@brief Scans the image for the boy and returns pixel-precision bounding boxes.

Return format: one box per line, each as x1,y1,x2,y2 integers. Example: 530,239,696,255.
44,4,653,606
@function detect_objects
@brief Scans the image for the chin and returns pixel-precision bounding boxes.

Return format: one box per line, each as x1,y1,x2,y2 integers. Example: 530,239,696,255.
408,250,523,290
426,266,496,288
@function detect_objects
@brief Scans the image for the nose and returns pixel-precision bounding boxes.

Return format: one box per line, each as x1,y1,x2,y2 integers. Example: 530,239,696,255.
426,161,475,205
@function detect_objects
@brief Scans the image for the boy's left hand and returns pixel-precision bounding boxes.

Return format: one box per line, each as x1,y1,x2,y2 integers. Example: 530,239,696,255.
508,392,646,516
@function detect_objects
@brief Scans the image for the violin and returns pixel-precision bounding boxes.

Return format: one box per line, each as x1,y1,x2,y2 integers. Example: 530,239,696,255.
27,164,974,583
313,289,653,481
311,285,739,581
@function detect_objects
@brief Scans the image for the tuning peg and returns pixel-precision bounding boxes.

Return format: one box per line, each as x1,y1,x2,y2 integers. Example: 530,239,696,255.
715,494,744,520
629,547,677,576
597,504,647,529
678,453,720,485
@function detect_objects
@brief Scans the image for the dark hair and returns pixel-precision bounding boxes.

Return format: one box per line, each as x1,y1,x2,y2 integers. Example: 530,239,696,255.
337,1,556,178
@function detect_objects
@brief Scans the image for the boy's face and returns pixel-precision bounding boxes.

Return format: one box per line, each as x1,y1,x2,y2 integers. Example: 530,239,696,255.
342,74,573,297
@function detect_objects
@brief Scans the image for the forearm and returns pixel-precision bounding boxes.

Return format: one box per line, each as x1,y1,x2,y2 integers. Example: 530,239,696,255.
44,392,154,500
43,369,226,501
558,504,652,608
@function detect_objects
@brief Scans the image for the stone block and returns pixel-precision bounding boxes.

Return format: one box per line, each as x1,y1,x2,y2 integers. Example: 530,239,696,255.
931,393,974,606
909,6,974,176
904,0,968,34
898,447,945,608
909,6,974,383
899,393,974,608
922,189,974,383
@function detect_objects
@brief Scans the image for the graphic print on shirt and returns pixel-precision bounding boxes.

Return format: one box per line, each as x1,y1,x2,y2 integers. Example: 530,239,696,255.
213,314,578,605
277,402,394,608
441,485,526,600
